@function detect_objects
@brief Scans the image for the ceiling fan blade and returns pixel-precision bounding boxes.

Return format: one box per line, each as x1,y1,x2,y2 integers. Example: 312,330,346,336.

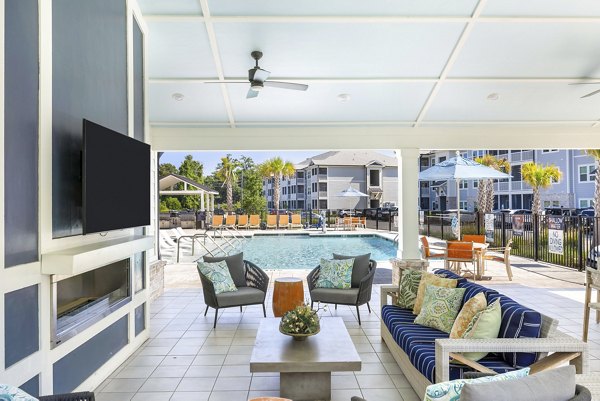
569,82,600,85
246,89,259,99
581,88,600,98
264,81,309,91
249,68,270,83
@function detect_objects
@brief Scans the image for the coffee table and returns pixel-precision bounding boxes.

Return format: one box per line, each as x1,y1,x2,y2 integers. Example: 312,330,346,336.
250,317,362,401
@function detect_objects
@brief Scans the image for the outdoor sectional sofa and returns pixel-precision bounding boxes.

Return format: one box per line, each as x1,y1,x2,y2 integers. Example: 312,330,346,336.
380,268,588,397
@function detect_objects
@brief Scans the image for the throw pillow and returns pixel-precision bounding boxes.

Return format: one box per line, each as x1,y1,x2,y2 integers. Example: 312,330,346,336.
414,285,466,333
413,272,458,315
197,260,238,294
397,269,423,309
316,258,355,289
423,367,530,401
459,365,576,401
461,298,502,361
203,252,246,288
333,253,371,288
0,384,38,401
450,292,487,338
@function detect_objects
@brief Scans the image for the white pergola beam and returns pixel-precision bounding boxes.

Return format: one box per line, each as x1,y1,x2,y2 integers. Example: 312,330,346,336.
149,77,600,84
149,120,600,127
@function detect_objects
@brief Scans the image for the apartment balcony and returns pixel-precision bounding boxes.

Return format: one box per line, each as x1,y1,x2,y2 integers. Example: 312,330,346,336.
318,191,328,198
495,181,510,192
296,194,305,200
318,174,327,180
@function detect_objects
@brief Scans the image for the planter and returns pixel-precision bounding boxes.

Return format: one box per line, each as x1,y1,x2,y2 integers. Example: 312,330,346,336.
279,326,320,341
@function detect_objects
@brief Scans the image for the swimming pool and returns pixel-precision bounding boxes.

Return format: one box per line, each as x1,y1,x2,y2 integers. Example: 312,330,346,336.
239,234,397,269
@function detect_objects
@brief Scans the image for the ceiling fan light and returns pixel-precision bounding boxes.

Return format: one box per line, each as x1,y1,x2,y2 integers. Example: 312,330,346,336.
251,83,264,92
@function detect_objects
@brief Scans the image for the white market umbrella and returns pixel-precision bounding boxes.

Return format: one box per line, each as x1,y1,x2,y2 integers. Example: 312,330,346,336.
338,186,369,197
419,151,511,239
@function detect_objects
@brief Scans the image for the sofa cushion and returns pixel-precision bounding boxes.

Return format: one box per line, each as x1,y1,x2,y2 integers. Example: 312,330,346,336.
203,252,246,288
458,280,499,303
333,253,371,288
433,268,466,282
413,273,458,315
392,322,449,352
462,298,502,361
459,365,576,401
397,269,423,309
316,258,354,289
381,305,416,331
415,286,466,333
310,288,359,305
450,292,487,339
487,292,542,368
216,286,265,307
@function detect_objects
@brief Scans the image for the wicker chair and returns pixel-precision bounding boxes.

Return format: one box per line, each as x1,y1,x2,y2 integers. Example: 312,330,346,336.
307,259,376,325
198,259,269,328
38,392,95,401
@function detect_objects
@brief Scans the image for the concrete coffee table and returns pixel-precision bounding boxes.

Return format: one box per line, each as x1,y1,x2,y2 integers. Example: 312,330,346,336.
250,317,361,401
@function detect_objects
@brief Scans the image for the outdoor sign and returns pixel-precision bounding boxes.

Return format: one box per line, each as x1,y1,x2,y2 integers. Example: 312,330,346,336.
419,210,425,225
484,213,495,243
451,215,459,238
548,216,564,255
512,215,524,237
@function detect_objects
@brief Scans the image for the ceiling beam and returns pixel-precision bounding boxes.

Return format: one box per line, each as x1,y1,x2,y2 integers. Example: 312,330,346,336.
148,77,600,84
149,120,600,127
414,0,487,127
197,0,236,128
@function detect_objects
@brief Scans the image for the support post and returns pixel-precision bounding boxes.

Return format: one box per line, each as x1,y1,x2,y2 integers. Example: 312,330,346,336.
396,149,421,260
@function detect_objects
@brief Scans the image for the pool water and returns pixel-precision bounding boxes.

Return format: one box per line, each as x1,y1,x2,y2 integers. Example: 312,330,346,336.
239,234,397,269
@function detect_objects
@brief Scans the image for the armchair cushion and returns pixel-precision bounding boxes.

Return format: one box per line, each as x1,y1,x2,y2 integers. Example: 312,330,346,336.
310,288,359,305
203,252,246,288
0,384,37,401
459,365,576,401
197,261,238,295
333,253,371,287
216,287,265,307
316,258,354,289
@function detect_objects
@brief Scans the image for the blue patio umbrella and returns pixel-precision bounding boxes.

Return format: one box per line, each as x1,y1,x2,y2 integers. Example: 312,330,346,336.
419,151,511,239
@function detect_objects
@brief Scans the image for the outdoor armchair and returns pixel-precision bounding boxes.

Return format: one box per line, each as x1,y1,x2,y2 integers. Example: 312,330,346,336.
278,214,288,228
420,236,446,260
237,215,249,229
266,215,277,229
483,238,514,281
198,253,269,328
248,214,261,229
307,256,376,325
289,214,302,229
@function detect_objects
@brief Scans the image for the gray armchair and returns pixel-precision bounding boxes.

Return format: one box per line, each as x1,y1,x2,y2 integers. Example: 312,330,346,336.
198,254,269,328
307,256,376,325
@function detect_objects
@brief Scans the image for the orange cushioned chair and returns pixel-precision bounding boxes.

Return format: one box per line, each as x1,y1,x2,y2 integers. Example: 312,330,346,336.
420,236,446,259
445,241,477,275
462,234,486,244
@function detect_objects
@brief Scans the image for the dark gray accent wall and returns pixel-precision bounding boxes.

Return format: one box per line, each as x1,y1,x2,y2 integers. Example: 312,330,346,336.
52,0,128,238
53,315,128,394
135,303,145,336
133,18,145,142
5,285,39,368
20,375,39,398
4,0,39,267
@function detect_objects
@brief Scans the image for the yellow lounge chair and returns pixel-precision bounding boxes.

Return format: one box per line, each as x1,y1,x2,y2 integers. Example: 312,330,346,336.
248,215,261,229
278,214,289,229
224,214,237,229
266,215,277,229
289,214,302,229
237,215,249,229
209,215,224,230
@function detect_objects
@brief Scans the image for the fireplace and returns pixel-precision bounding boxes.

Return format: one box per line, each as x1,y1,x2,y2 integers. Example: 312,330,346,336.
51,258,131,347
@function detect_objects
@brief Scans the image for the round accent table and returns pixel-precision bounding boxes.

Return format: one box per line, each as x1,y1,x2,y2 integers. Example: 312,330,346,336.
272,277,304,317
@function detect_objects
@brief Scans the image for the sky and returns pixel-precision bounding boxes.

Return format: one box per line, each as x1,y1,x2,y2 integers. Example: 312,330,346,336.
159,150,396,175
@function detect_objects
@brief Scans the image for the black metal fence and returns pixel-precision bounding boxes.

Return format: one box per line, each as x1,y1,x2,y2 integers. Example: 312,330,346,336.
419,211,598,271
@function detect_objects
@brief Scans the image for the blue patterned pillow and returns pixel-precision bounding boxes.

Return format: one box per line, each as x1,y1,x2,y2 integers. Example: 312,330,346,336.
197,260,238,294
316,258,354,289
0,384,37,401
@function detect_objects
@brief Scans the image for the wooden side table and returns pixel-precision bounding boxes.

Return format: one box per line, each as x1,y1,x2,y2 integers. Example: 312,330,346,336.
273,277,304,317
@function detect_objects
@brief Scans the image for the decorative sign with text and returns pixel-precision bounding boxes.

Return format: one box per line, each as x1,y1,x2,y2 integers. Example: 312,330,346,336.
484,214,495,243
419,210,425,225
548,216,564,255
512,215,524,237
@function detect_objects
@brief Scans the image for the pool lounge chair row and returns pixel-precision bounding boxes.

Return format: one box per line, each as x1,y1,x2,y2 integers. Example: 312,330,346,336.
209,214,304,229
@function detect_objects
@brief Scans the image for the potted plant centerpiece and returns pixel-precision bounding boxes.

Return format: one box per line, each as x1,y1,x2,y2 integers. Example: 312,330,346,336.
279,304,323,341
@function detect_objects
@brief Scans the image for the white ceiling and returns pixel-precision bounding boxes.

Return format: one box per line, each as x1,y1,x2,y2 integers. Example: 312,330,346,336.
139,0,600,128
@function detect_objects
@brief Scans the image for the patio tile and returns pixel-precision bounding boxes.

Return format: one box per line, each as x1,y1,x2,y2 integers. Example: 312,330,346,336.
102,379,145,393
213,377,251,391
331,374,359,389
131,392,173,401
95,393,134,401
177,377,217,392
150,366,189,378
390,374,413,389
198,345,230,355
193,355,226,365
139,378,181,392
356,374,396,389
170,392,211,401
332,389,363,401
249,376,280,391
115,366,156,379
361,388,404,401
139,347,173,356
128,355,165,367
160,356,194,366
356,363,389,375
248,390,280,399
207,391,249,401
218,364,251,377
184,366,221,378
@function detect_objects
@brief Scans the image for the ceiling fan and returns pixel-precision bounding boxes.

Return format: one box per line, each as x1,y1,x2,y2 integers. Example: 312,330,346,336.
570,81,600,98
211,51,308,99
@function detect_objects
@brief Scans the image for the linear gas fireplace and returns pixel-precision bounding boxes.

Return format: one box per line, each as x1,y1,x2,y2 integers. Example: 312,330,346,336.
51,258,131,347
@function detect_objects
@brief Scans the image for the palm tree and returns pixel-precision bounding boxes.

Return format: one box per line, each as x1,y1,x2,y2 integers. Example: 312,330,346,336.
259,157,295,217
585,150,600,218
474,154,511,213
521,162,562,214
215,155,239,212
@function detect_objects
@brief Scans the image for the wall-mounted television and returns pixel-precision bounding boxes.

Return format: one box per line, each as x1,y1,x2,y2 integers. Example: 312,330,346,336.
82,119,151,234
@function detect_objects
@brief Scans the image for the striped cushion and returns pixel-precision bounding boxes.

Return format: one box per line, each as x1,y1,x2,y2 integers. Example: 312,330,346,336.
458,280,499,303
381,305,416,332
392,322,449,352
487,292,542,367
433,269,466,282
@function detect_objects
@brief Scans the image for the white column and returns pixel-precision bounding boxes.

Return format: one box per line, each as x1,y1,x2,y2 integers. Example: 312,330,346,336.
396,148,421,260
200,191,205,211
210,194,215,212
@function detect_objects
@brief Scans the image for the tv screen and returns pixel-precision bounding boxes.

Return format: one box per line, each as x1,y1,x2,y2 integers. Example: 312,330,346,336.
83,119,151,234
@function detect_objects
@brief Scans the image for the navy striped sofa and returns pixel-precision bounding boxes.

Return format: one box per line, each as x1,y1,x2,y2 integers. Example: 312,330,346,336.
380,269,588,397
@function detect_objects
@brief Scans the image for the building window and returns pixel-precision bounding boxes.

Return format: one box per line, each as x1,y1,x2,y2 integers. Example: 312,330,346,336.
298,200,304,209
296,171,304,179
318,183,327,192
579,164,595,182
512,165,522,182
473,180,479,188
472,150,484,158
438,156,446,163
369,169,381,186
318,167,327,175
579,199,594,208
459,201,467,210
459,180,468,189
298,185,304,193
542,149,559,153
319,200,327,209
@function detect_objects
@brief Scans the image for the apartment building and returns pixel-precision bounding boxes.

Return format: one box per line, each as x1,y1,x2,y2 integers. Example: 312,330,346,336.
419,149,597,211
264,151,399,211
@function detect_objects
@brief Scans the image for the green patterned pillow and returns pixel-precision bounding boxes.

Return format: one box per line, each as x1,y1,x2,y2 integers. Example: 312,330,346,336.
197,260,238,294
397,269,423,309
461,298,502,361
316,258,354,289
424,368,530,401
414,285,466,333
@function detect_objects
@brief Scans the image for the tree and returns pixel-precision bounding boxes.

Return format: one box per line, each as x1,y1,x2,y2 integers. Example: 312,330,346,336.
474,155,511,213
178,155,204,210
521,162,562,214
585,150,600,218
240,164,267,214
158,163,177,178
259,157,295,215
215,155,240,212
163,197,182,211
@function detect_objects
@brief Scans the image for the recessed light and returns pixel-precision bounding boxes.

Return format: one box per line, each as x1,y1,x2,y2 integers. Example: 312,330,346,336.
172,93,185,101
337,93,351,103
486,93,499,101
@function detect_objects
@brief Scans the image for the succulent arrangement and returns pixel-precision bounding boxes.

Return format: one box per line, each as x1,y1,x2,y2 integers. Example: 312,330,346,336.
279,304,321,336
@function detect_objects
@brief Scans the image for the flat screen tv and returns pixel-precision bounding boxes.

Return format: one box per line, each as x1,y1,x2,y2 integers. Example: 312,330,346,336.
82,119,151,234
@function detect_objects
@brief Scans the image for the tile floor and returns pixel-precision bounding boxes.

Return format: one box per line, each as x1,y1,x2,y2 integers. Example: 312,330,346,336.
95,259,600,401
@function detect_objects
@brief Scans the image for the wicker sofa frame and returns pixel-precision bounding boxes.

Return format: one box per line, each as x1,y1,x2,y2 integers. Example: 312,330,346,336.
380,285,589,398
